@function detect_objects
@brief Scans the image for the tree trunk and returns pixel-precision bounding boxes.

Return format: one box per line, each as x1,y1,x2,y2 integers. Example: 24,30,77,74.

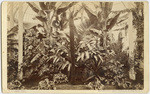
128,12,136,80
103,31,107,49
69,13,76,84
18,3,24,80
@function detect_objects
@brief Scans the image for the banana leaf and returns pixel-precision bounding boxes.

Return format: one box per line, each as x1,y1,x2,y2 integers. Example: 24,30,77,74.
27,2,40,14
39,2,48,10
57,2,77,15
106,13,120,31
83,4,97,24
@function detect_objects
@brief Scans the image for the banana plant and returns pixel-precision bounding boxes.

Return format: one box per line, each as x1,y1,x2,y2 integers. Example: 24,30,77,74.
83,2,121,48
27,2,85,83
27,2,77,35
74,2,127,84
49,8,83,83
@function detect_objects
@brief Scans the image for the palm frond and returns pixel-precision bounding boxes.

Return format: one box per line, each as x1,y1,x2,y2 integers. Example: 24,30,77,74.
106,13,120,31
83,4,97,24
116,18,127,25
7,33,17,38
49,2,56,10
57,2,77,15
100,2,113,18
8,47,18,51
73,6,83,18
113,25,128,31
30,53,41,63
7,39,18,43
7,42,18,45
39,2,48,10
8,25,18,33
86,75,95,82
61,61,69,70
27,2,40,14
36,16,47,22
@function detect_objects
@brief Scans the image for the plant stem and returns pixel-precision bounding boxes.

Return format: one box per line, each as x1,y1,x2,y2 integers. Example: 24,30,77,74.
69,13,76,84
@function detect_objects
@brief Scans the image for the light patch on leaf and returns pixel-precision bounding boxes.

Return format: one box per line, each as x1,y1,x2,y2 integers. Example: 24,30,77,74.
94,55,98,61
61,61,69,70
87,44,92,50
81,53,84,61
98,55,103,63
77,54,81,62
85,51,90,60
53,57,58,63
67,63,71,71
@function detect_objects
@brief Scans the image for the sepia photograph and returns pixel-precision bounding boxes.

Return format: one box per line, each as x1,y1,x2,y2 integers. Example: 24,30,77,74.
1,1,149,93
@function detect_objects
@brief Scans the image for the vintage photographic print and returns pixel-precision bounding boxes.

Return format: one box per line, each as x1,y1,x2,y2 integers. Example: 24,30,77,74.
1,1,149,93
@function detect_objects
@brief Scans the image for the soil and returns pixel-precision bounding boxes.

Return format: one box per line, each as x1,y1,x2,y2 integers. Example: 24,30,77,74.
55,84,92,90
22,83,117,90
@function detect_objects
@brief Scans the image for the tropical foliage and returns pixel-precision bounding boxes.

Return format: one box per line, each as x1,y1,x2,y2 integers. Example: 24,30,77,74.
7,2,144,90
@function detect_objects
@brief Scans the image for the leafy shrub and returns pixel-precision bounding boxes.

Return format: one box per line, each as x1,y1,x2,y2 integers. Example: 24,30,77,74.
7,26,19,82
38,78,56,90
88,78,104,90
8,80,25,90
75,28,134,89
7,59,18,82
134,83,143,90
23,26,55,80
53,72,68,84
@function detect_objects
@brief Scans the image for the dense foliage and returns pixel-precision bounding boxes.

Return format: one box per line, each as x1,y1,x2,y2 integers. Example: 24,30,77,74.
7,2,144,90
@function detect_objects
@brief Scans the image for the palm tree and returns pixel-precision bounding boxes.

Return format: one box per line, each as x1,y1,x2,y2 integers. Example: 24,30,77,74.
7,2,24,80
18,3,24,80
